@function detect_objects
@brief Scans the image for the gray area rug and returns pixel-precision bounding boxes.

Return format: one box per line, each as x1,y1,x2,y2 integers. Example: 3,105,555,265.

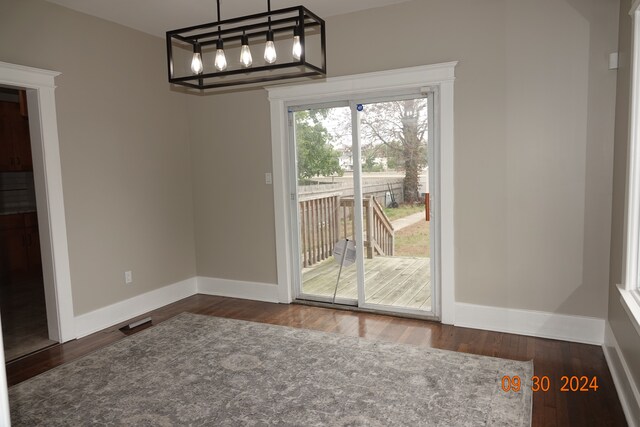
10,313,533,426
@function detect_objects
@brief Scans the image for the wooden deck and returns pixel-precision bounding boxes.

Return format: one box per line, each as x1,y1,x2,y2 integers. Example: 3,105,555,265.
301,256,431,311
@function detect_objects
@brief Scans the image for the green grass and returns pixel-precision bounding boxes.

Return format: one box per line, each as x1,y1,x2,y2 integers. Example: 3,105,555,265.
382,204,429,257
394,220,430,257
383,204,424,221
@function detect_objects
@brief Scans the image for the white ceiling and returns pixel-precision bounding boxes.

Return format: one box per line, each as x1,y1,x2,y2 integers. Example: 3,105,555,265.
45,0,413,38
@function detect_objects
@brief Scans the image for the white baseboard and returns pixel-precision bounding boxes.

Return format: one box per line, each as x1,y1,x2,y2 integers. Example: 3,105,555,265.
603,322,640,427
74,277,197,338
454,302,605,345
197,276,279,303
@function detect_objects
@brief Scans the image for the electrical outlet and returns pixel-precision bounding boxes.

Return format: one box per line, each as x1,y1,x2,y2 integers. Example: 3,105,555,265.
125,270,133,284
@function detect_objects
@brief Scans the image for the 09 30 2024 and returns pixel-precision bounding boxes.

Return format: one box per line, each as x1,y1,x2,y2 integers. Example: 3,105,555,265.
501,375,599,393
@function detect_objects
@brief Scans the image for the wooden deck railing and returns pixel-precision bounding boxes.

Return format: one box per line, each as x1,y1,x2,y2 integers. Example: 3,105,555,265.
299,193,394,268
298,193,341,268
341,197,394,259
369,197,394,257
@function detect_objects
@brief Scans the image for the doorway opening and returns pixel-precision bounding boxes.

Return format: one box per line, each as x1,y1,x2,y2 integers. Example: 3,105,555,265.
0,60,76,356
0,87,56,360
290,92,438,318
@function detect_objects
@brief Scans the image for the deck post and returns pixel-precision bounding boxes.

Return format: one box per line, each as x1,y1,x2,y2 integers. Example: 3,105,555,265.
335,196,340,246
366,197,374,259
351,203,355,242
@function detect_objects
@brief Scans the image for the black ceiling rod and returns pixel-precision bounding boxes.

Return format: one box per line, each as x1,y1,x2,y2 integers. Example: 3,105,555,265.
267,0,272,28
217,0,222,36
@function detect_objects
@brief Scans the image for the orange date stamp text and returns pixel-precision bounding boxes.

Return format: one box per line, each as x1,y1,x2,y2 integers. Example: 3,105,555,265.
501,375,599,392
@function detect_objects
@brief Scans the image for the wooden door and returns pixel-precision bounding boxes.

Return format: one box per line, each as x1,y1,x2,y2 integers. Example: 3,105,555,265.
13,111,32,170
0,101,32,171
0,227,28,280
0,102,15,171
24,214,41,274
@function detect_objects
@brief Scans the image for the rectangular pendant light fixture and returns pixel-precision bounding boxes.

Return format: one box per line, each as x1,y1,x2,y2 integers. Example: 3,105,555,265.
166,1,326,90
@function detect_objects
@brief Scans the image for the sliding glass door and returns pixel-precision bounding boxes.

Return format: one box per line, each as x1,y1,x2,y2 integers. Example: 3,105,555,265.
292,104,357,305
290,92,437,317
357,96,434,314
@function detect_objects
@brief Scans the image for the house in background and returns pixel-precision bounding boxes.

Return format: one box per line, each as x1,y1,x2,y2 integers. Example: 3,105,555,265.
0,0,639,424
339,148,354,171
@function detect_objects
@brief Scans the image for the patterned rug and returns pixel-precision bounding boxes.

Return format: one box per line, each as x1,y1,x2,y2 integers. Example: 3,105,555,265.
9,313,533,426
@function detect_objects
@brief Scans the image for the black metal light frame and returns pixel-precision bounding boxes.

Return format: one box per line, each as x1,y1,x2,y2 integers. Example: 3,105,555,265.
166,4,326,90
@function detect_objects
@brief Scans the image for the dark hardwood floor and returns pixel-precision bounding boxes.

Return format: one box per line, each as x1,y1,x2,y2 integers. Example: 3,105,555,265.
5,295,628,426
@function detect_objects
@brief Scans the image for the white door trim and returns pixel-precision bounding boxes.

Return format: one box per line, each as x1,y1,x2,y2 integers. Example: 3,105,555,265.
267,62,457,324
0,61,75,342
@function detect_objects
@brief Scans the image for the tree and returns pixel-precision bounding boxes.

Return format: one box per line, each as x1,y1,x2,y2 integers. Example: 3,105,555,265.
295,110,343,181
361,145,384,172
360,99,428,204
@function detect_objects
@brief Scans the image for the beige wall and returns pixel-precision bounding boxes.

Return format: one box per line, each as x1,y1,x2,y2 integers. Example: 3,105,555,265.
187,91,277,283
190,0,619,318
0,0,196,315
608,0,640,410
0,0,620,320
